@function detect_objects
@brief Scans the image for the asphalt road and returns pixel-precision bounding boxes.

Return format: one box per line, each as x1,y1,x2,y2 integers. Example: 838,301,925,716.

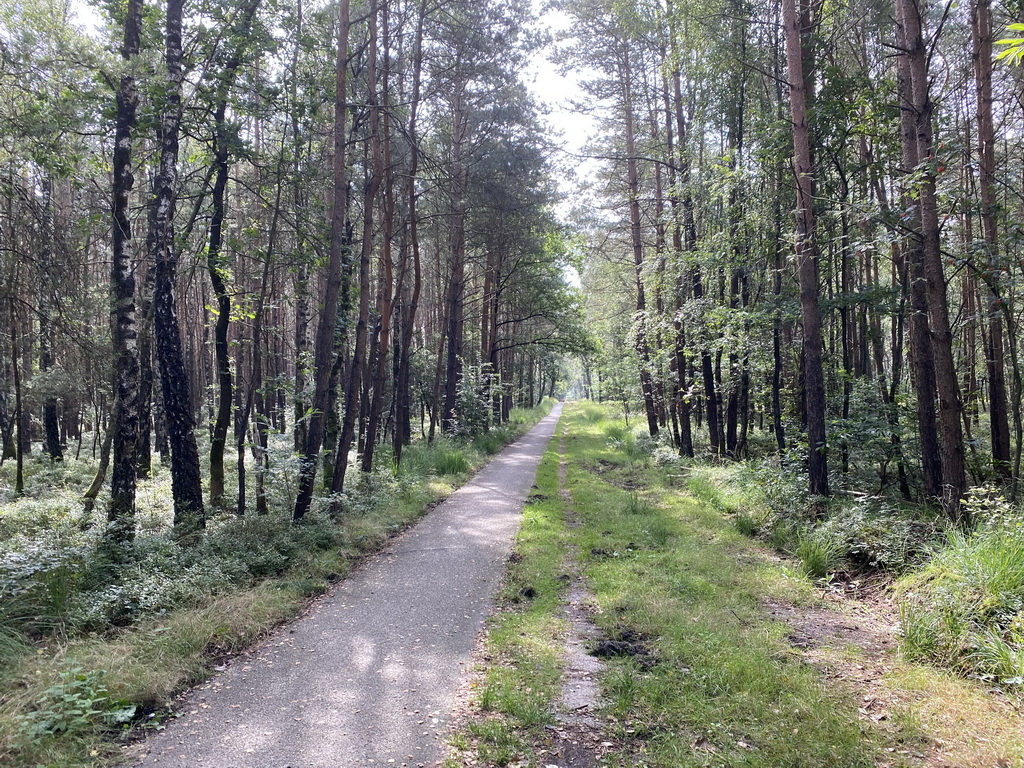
126,403,561,768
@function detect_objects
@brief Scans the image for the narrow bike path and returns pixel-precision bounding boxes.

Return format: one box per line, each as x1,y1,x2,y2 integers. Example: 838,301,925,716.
128,404,562,768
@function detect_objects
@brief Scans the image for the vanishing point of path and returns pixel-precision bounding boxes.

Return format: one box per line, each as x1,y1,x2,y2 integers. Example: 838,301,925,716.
127,404,562,768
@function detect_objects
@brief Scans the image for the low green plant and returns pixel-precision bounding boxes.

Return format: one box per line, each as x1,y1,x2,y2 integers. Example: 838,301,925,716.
624,492,652,515
766,518,795,550
435,448,470,476
796,529,845,578
17,665,135,743
734,511,759,537
603,423,627,441
897,602,940,663
464,719,525,765
971,628,1024,686
814,499,936,571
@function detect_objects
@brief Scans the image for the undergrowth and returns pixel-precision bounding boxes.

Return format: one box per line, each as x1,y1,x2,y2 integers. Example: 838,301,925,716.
0,399,554,767
896,495,1024,688
678,432,1023,695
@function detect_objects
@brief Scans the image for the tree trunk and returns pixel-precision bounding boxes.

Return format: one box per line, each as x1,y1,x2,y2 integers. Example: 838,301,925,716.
899,0,966,512
331,0,380,500
293,0,351,520
783,0,829,498
442,81,468,435
621,44,659,438
362,0,395,473
38,179,63,462
393,0,424,466
972,0,1012,479
10,298,24,496
105,0,144,554
154,0,205,535
206,0,261,508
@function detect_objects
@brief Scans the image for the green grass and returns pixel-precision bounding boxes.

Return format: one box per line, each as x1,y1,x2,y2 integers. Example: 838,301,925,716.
565,411,889,767
896,523,1024,685
795,529,846,578
451,403,912,768
445,420,567,766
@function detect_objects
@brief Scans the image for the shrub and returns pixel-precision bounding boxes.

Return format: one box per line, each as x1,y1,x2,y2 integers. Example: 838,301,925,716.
755,460,811,519
815,498,937,571
0,531,91,633
972,627,1024,685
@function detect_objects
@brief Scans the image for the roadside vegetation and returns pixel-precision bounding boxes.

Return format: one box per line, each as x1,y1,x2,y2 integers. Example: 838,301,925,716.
451,402,1024,767
688,460,1024,693
0,400,553,768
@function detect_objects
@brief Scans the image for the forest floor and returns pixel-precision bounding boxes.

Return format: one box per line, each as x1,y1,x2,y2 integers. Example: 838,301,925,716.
445,402,1024,768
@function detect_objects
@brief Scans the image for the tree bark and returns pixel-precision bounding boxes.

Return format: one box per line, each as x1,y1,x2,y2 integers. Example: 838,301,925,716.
206,0,261,508
972,0,1012,479
293,0,351,520
392,0,424,462
621,44,659,438
362,0,395,473
442,82,468,434
783,0,829,498
105,0,144,554
899,0,966,512
333,4,381,498
392,0,424,466
154,0,205,535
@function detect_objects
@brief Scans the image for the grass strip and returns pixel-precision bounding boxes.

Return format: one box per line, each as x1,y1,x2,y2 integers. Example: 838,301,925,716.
446,415,568,766
452,402,921,767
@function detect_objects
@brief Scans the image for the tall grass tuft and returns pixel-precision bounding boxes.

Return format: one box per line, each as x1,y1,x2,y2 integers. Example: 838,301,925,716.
434,448,470,476
796,529,845,578
896,524,1024,684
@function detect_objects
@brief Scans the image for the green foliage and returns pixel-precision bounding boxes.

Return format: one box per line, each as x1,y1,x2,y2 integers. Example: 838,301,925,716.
17,665,135,743
452,363,493,437
814,499,938,572
996,23,1024,65
896,521,1024,687
795,529,846,578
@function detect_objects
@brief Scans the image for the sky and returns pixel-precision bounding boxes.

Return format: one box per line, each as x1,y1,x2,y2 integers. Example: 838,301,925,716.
524,1,602,221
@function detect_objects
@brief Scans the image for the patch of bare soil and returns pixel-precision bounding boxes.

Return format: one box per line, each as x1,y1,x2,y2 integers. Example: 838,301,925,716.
536,722,619,768
767,578,1024,768
546,427,613,768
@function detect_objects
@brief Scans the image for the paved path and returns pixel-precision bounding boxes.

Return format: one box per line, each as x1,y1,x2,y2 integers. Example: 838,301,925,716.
127,404,561,768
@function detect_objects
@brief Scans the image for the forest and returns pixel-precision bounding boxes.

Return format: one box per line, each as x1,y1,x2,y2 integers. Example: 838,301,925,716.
2,0,1024,764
